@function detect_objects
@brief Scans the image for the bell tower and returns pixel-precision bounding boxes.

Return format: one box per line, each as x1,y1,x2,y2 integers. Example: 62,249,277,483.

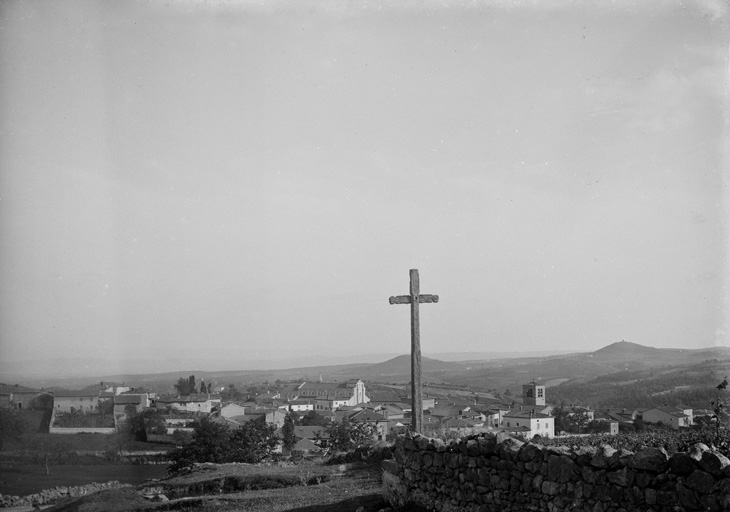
523,381,545,406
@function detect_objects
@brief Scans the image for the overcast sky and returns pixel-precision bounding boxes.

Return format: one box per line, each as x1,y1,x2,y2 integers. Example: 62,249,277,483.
1,0,728,370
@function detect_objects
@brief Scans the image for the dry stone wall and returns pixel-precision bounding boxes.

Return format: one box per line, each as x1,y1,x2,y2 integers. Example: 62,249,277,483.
0,481,129,508
384,432,730,512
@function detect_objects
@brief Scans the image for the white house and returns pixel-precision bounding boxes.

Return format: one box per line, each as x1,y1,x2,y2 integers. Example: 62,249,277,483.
501,410,554,439
288,399,314,412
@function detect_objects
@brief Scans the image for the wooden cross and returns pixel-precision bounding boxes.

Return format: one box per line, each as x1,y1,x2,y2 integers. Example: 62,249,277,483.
389,269,439,434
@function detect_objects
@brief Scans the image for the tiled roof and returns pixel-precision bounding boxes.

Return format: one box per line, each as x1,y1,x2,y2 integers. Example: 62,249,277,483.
53,389,101,398
300,382,350,391
157,394,211,403
348,409,387,422
288,399,313,405
648,406,689,417
114,395,145,405
503,410,552,419
369,391,404,403
293,438,322,452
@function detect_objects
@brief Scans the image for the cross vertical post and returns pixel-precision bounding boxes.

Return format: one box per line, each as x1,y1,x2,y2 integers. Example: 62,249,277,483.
389,269,439,434
409,269,423,434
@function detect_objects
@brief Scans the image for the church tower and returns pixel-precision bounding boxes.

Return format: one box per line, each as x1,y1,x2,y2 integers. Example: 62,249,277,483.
523,381,545,406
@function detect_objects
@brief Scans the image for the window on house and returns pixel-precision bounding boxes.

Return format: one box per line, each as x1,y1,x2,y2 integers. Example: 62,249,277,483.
537,388,543,398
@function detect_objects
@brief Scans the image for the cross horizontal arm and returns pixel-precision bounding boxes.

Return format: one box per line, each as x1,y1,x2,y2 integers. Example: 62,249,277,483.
389,294,439,305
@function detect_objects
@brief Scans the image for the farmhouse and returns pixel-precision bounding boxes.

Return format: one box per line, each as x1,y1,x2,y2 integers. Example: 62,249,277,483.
155,394,221,413
53,389,104,413
642,405,693,429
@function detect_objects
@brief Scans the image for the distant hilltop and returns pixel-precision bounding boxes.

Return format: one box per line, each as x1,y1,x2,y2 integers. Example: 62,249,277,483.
592,340,661,357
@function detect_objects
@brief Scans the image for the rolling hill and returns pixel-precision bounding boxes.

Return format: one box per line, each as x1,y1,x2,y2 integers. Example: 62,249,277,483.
8,341,730,411
442,341,730,408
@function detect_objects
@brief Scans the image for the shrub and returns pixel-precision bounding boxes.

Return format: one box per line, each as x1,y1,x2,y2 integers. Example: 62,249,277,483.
326,420,376,452
168,417,279,473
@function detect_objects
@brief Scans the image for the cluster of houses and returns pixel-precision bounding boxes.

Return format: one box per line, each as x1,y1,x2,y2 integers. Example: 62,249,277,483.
0,379,712,453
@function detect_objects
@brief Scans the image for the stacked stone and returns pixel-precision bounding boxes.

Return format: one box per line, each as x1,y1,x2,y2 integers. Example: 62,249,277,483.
392,433,730,512
0,480,129,508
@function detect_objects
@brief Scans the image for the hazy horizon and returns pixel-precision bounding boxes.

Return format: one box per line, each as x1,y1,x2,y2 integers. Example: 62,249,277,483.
1,1,728,372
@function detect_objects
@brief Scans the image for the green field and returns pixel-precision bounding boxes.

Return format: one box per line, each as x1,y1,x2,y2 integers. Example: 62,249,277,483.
0,462,169,496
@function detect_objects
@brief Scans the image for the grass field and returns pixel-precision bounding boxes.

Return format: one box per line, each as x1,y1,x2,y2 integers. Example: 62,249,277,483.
44,462,413,512
6,432,175,453
0,462,169,496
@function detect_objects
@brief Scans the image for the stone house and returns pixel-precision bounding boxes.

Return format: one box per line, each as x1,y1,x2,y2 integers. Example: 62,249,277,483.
0,383,47,409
